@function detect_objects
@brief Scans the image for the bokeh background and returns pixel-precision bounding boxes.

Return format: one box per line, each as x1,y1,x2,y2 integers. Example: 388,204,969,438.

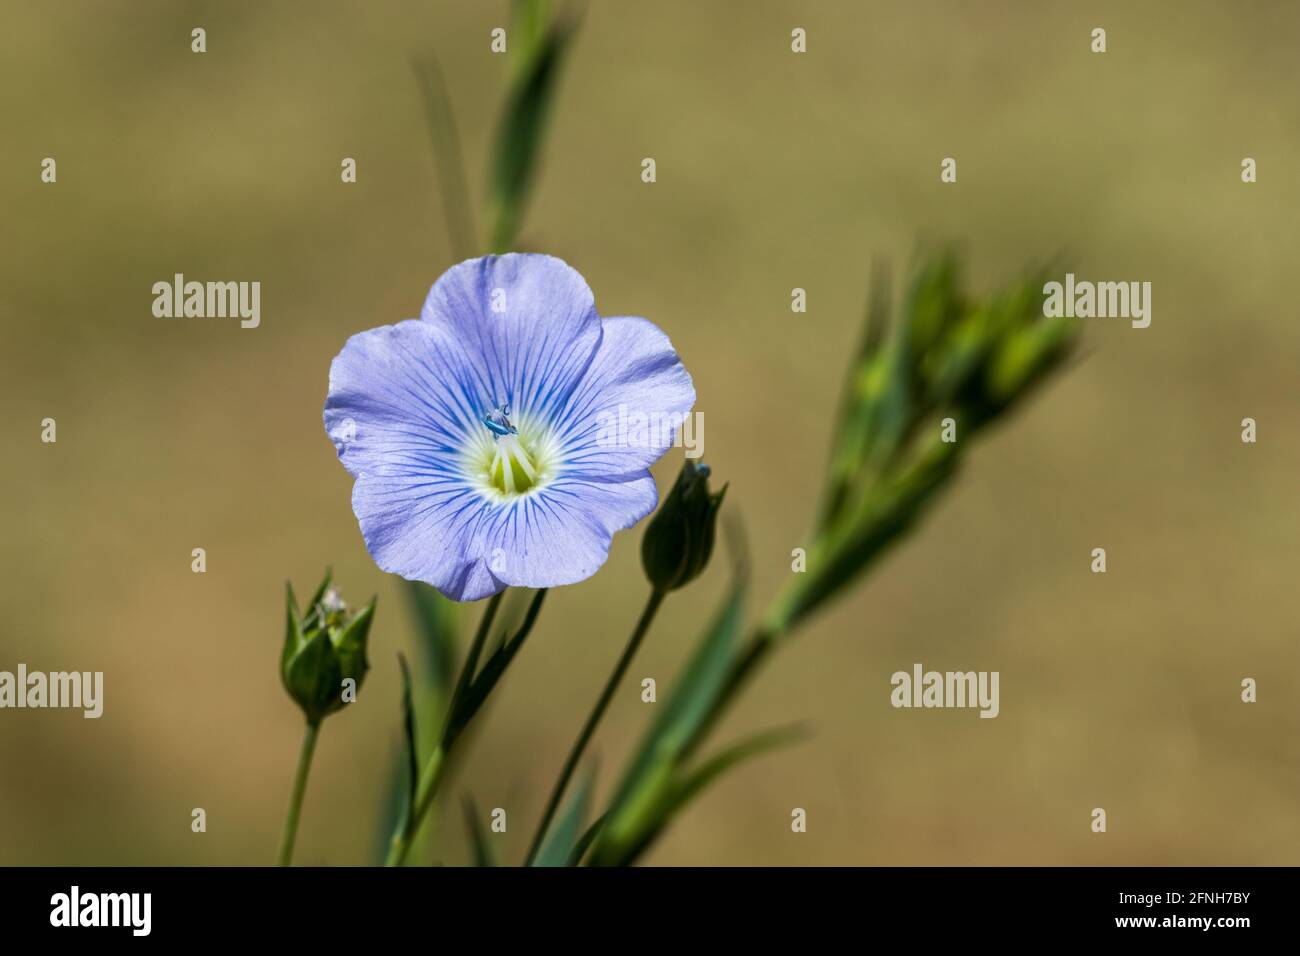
2,0,1298,866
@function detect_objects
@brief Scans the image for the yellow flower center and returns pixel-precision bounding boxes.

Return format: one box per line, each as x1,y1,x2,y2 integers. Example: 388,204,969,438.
465,408,560,500
489,434,539,494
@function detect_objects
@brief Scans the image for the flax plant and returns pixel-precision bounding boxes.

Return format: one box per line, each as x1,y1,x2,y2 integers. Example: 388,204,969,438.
275,0,1079,867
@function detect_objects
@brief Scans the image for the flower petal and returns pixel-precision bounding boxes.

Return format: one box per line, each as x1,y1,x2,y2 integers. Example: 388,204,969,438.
493,474,659,589
420,254,603,425
347,472,657,601
348,471,506,602
324,319,484,480
554,315,697,476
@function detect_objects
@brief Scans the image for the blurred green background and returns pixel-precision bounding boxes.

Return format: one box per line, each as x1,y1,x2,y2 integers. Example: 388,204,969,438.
2,0,1298,865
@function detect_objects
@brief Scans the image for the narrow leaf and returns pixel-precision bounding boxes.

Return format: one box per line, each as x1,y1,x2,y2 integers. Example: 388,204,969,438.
398,653,418,817
509,0,553,80
451,589,547,736
371,583,459,863
412,53,477,260
566,811,606,867
604,724,808,867
532,766,593,867
486,11,579,251
461,795,497,867
592,576,746,861
403,580,459,697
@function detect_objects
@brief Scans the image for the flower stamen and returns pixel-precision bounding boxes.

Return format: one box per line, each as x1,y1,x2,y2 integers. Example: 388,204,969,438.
474,403,554,497
489,434,539,494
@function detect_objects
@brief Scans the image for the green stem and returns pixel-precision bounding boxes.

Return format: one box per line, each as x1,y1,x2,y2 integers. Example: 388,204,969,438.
524,587,666,865
440,592,502,742
385,742,448,866
385,592,503,867
277,719,321,866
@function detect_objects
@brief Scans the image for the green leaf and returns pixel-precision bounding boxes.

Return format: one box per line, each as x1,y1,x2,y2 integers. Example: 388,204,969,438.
591,577,746,863
779,436,961,634
675,724,807,809
488,588,532,657
600,723,808,867
532,767,593,867
449,589,547,740
461,795,497,867
397,653,419,817
509,0,553,79
412,54,477,261
985,312,1077,411
486,9,579,252
566,811,606,867
403,581,459,697
904,250,964,357
372,583,459,863
818,259,890,531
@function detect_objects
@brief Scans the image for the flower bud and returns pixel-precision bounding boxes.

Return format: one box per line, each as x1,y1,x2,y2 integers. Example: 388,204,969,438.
641,461,726,593
281,572,375,724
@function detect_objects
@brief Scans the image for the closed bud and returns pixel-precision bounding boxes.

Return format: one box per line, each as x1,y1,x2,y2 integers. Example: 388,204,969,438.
641,461,726,592
281,572,375,724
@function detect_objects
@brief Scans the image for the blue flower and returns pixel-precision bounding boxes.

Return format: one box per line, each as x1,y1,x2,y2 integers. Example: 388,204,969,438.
324,254,696,602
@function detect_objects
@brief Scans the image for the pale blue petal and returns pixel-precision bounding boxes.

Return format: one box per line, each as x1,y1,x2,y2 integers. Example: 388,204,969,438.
420,254,603,424
554,316,696,477
324,319,485,481
494,474,659,589
349,472,504,602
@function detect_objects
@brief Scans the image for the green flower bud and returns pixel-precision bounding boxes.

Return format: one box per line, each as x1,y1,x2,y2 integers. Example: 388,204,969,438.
281,572,375,724
641,461,726,593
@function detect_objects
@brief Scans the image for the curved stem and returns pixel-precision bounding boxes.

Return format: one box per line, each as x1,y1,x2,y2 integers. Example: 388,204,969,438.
524,587,666,865
277,719,321,866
